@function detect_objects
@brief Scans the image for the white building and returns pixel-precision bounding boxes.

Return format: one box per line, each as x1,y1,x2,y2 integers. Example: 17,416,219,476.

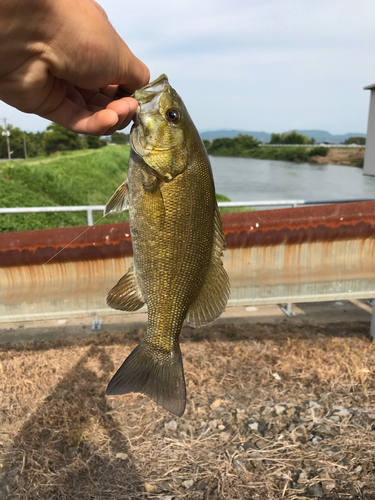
364,83,375,176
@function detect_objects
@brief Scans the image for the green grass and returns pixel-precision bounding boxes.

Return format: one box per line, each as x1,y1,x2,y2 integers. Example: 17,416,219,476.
216,193,255,215
0,147,249,233
0,147,130,232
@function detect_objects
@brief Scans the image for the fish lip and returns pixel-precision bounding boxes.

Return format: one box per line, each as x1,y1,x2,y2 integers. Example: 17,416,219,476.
131,74,171,128
134,75,170,107
134,74,169,98
116,75,169,102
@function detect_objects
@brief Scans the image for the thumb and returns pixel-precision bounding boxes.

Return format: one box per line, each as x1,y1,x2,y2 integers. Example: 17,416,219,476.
115,38,150,93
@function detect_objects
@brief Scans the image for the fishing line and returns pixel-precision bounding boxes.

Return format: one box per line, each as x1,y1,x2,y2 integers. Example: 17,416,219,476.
29,214,106,277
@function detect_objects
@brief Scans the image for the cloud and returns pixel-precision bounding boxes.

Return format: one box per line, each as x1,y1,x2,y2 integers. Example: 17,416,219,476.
2,0,374,133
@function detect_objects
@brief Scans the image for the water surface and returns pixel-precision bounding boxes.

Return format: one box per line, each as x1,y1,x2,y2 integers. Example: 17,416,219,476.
210,156,375,202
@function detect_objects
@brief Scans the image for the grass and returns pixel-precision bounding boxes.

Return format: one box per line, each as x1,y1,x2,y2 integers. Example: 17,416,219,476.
216,193,255,215
1,321,374,499
0,147,248,233
0,147,131,232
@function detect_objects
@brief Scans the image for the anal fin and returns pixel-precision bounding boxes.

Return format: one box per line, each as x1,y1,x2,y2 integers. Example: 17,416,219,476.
104,180,129,216
107,263,145,311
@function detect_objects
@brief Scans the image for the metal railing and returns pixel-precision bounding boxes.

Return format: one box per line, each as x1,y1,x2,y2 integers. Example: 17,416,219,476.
1,198,375,226
1,201,375,332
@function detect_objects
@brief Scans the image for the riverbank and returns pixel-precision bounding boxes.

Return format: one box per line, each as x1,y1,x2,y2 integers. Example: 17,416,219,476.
313,147,365,167
208,146,365,167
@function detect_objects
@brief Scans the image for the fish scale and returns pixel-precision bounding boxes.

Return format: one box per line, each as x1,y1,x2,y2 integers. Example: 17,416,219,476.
104,75,230,416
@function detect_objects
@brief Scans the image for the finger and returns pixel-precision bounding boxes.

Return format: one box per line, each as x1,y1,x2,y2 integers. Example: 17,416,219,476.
117,118,132,131
84,97,137,125
77,88,112,108
100,85,120,100
100,98,137,135
42,95,137,135
42,96,117,135
107,98,136,122
66,87,87,108
115,39,150,92
103,112,132,136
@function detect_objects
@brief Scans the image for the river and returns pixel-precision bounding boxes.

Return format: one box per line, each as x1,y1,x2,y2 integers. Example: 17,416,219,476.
210,156,375,203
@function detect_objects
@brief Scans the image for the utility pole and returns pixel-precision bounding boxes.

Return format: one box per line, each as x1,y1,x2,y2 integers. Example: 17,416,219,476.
1,118,11,161
23,133,28,159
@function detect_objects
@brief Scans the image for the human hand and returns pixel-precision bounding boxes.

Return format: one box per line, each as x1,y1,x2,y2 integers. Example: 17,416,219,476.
0,0,149,135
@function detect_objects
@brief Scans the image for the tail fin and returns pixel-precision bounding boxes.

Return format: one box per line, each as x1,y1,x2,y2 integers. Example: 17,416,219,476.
106,343,186,417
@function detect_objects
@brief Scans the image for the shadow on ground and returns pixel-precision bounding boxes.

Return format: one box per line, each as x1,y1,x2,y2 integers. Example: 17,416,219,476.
2,345,144,500
0,320,372,356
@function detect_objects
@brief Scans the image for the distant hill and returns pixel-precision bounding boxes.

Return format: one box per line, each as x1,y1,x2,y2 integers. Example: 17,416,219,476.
200,129,366,144
297,130,366,144
200,130,271,142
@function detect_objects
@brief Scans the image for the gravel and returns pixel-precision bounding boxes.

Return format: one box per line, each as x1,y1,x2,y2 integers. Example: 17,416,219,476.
1,321,375,499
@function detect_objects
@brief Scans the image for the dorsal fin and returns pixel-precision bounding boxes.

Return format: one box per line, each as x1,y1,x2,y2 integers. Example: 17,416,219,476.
186,208,230,327
104,180,128,216
107,264,145,311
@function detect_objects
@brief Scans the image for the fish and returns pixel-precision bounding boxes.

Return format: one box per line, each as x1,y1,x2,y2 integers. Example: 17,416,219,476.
104,74,230,416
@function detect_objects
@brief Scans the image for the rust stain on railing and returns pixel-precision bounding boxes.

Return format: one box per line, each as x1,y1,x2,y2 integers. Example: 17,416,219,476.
221,201,375,248
1,201,375,322
2,201,375,267
0,223,133,267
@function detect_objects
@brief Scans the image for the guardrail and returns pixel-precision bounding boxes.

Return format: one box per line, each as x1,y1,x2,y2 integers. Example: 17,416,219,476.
1,201,375,338
262,144,365,148
1,198,375,225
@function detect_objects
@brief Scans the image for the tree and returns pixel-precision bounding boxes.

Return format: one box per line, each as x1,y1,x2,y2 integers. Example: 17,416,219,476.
44,123,82,155
86,135,107,149
270,130,313,145
111,132,129,144
270,133,281,144
0,125,48,159
203,139,211,150
204,134,259,156
345,136,366,145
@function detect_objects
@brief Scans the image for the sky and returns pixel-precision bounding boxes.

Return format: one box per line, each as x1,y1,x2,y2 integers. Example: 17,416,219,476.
1,0,375,134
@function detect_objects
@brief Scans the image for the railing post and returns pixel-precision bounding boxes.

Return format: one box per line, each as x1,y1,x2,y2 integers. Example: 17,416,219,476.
280,303,297,317
87,209,94,226
370,300,375,340
91,314,102,331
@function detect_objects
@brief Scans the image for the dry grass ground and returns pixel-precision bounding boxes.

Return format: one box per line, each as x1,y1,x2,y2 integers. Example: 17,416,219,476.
313,148,365,167
1,321,375,499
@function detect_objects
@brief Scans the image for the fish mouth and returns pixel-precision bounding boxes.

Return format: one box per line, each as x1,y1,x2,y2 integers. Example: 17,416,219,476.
134,74,169,104
133,74,170,117
130,75,171,153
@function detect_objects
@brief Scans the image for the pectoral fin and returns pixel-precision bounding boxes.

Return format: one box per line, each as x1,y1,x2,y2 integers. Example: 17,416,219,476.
104,180,129,216
107,263,145,311
186,209,230,327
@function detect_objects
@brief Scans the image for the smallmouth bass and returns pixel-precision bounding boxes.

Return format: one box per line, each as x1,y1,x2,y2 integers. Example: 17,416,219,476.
104,75,230,416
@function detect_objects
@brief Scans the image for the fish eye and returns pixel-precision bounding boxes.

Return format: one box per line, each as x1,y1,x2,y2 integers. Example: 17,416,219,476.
166,108,180,124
